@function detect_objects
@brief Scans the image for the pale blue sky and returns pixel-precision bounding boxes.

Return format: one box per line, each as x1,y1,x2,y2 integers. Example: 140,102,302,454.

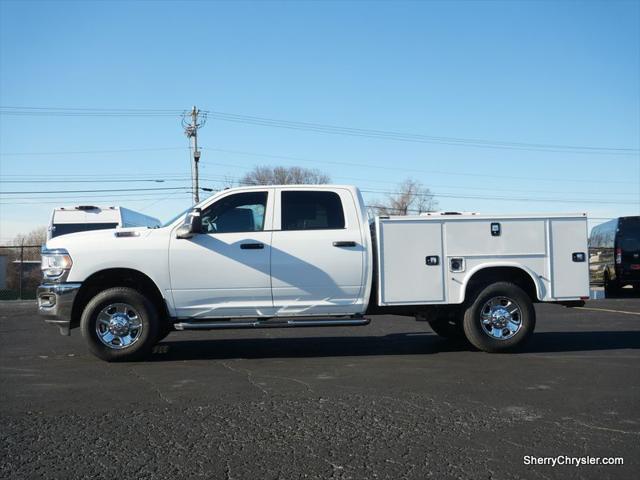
1,0,639,241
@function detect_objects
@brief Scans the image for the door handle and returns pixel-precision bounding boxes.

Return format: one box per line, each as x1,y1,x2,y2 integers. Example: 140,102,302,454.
333,241,357,247
425,255,439,266
240,243,264,250
572,252,586,262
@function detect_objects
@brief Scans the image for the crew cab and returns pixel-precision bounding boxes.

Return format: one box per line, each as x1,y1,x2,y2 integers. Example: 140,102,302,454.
37,185,590,361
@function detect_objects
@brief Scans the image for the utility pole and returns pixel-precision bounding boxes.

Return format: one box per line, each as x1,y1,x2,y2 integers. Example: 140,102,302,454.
182,106,206,204
18,240,24,300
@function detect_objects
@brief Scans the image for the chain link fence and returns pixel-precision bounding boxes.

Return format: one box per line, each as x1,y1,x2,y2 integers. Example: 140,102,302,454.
0,245,42,300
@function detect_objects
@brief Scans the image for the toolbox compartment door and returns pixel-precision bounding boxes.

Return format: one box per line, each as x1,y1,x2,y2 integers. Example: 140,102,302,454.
550,218,589,299
377,219,445,305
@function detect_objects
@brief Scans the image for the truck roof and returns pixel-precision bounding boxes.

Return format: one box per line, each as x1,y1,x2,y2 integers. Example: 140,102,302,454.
215,184,358,192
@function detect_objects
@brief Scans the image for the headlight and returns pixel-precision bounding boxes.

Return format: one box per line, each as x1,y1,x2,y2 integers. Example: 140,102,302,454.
41,248,73,280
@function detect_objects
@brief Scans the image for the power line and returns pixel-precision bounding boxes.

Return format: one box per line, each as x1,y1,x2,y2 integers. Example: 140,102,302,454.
358,188,638,206
200,147,639,185
1,162,636,205
0,191,192,201
199,168,640,200
202,110,639,155
0,106,182,117
4,140,634,185
2,106,637,155
195,176,637,205
200,158,639,195
0,179,180,184
0,196,193,206
2,167,636,197
0,173,190,180
0,187,189,195
0,147,186,156
0,106,181,112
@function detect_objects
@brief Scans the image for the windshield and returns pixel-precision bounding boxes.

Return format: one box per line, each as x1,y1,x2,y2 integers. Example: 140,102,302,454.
161,207,192,228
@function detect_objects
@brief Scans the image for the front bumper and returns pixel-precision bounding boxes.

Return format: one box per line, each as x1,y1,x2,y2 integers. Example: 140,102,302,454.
37,283,82,336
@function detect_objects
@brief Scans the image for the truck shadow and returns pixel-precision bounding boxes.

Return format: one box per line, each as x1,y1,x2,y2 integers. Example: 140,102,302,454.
150,330,640,361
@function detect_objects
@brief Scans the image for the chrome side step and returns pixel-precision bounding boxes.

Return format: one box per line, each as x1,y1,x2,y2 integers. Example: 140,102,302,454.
174,317,370,331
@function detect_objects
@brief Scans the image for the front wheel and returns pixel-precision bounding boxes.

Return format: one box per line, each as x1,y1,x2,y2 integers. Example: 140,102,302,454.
80,287,159,362
462,282,535,353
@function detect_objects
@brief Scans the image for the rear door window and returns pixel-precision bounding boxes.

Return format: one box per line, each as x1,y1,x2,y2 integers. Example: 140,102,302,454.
281,191,345,230
618,218,640,253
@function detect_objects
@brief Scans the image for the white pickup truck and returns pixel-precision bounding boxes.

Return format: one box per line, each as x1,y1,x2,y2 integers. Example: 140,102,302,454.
38,185,590,361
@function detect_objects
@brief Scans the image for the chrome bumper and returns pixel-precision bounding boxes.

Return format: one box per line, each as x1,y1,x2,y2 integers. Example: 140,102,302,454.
37,283,82,336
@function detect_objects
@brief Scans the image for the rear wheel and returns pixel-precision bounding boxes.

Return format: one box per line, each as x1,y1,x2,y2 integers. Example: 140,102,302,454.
80,287,159,362
462,282,535,353
604,272,619,297
428,318,465,339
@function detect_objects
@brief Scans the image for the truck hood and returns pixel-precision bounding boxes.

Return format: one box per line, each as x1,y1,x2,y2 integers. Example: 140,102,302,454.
44,224,172,285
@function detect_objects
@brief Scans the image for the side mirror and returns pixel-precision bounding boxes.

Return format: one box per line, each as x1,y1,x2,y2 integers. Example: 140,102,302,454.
176,208,202,239
176,224,194,239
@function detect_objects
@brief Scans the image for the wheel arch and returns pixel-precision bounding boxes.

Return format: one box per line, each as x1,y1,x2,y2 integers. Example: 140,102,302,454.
71,268,168,329
460,264,542,303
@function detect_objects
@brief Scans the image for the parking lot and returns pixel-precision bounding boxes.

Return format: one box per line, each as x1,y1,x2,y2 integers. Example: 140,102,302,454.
1,297,638,480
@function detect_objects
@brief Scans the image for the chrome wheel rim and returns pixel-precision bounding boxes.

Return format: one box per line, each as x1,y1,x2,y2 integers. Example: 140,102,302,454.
95,303,143,350
480,296,522,340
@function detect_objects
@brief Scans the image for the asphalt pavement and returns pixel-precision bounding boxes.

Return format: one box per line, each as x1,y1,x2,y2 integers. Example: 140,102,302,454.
1,297,639,479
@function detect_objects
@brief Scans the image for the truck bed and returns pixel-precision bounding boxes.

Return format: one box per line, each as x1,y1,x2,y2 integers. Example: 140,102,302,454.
375,213,589,306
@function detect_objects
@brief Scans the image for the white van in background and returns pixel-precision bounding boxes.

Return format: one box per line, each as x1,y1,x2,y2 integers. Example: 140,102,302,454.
48,206,160,240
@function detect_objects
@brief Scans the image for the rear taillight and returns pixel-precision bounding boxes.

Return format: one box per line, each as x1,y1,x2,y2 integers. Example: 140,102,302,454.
616,248,622,264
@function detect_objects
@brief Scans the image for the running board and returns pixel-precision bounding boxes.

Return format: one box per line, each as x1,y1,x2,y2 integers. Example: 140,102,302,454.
173,317,370,331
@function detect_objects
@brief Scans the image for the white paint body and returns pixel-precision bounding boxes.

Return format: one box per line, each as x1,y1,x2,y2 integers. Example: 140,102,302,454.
376,214,589,306
45,185,589,319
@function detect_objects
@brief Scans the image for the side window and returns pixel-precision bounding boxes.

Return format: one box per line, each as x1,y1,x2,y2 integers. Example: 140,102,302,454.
201,192,267,234
281,191,345,231
589,226,601,248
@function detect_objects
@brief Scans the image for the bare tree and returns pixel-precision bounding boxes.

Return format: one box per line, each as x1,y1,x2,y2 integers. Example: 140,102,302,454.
240,166,331,185
4,227,46,261
370,178,438,216
11,226,47,249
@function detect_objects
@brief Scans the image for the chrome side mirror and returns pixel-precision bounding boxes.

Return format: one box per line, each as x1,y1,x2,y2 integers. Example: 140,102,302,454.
176,224,194,239
176,208,202,239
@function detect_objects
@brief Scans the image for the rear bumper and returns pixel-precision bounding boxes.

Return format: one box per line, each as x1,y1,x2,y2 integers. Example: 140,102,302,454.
616,275,640,286
37,283,82,336
615,266,640,284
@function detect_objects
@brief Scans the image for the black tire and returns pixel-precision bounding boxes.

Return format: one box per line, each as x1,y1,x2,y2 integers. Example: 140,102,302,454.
462,282,535,353
156,321,174,343
80,287,159,362
428,318,465,339
604,272,619,298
